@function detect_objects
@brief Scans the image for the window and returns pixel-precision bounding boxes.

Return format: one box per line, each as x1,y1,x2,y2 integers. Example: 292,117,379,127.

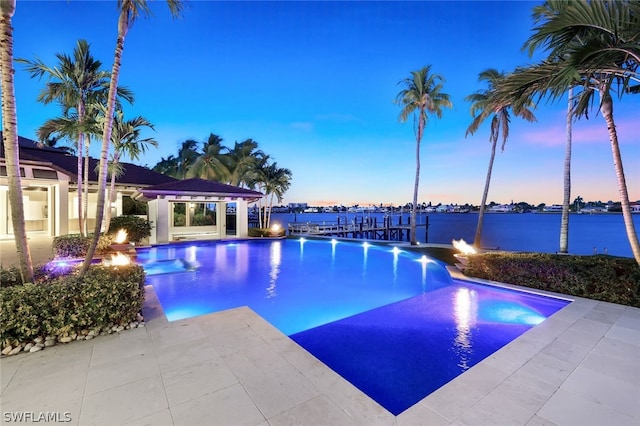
0,166,26,177
32,168,58,179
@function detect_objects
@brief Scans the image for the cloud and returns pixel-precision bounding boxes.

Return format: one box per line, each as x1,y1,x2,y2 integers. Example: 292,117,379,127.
521,116,640,147
289,121,314,132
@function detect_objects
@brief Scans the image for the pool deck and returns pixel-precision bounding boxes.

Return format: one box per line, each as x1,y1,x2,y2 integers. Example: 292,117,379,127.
1,235,640,425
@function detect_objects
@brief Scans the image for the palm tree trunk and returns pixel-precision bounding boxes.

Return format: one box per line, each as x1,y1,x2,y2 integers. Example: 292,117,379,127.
105,168,117,232
474,138,498,248
76,99,86,237
600,90,640,265
76,134,84,236
267,193,274,229
1,3,34,283
83,139,90,235
411,112,425,245
81,16,128,274
560,86,573,253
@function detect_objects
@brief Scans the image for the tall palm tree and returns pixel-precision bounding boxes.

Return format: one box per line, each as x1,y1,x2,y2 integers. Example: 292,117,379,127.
19,40,134,235
506,0,640,264
104,111,157,230
19,40,110,236
187,134,231,182
0,0,33,283
395,66,452,245
226,138,266,187
529,1,581,254
83,0,184,274
559,85,574,253
252,160,292,229
465,69,536,248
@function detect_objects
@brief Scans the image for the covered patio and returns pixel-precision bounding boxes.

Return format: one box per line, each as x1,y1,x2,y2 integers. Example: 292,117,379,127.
132,178,263,244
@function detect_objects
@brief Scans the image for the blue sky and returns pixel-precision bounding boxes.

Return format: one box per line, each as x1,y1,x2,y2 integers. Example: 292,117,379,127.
9,1,640,207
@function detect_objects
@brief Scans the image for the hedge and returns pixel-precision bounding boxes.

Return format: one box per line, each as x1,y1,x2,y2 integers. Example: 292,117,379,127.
462,252,640,307
107,215,152,244
52,234,114,259
0,264,146,346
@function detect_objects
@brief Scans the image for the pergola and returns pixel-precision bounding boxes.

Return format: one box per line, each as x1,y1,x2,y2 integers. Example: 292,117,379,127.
132,178,263,244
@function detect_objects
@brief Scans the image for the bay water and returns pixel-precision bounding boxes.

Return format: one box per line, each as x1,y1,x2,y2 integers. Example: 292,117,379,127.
271,212,640,258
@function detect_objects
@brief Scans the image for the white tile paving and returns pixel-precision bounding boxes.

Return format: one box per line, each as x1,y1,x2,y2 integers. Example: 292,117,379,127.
1,281,639,425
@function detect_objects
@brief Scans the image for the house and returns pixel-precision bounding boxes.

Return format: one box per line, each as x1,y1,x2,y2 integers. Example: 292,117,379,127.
0,134,263,243
132,178,262,243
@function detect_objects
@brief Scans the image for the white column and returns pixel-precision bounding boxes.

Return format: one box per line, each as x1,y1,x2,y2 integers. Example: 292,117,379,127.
56,181,69,236
155,197,170,244
115,191,123,217
236,198,249,238
218,201,226,239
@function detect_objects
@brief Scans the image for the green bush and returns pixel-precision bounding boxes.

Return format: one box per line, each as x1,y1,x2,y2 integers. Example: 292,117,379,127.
52,234,90,258
107,215,152,244
193,213,214,226
248,227,285,237
0,264,145,344
463,252,640,307
52,234,113,258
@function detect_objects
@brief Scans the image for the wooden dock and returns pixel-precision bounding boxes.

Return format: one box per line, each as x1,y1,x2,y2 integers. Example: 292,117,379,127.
288,215,428,242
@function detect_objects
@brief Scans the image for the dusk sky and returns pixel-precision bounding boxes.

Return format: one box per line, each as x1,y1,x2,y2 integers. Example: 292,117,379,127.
8,1,640,207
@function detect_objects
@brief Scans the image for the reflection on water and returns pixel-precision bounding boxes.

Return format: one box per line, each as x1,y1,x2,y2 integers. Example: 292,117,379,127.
453,287,478,370
330,239,337,266
266,241,282,298
362,242,370,276
298,237,305,260
392,247,400,284
185,245,197,264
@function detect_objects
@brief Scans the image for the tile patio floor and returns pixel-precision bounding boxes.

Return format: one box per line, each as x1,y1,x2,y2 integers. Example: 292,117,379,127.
1,235,639,425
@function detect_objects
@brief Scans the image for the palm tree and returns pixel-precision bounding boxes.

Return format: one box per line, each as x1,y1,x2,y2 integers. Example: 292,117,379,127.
559,85,574,253
506,0,640,264
226,139,266,187
19,40,110,236
529,1,581,254
187,134,231,182
83,0,184,274
1,0,34,283
252,160,292,229
152,154,180,177
395,66,452,245
465,69,536,248
104,111,157,230
19,40,134,235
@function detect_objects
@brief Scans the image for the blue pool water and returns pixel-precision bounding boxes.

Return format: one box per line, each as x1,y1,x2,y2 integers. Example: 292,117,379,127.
137,238,453,335
137,238,570,414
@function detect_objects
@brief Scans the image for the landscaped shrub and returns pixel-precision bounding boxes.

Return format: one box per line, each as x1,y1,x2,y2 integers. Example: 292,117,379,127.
248,227,285,237
107,215,152,244
463,252,640,307
52,234,113,258
0,264,145,345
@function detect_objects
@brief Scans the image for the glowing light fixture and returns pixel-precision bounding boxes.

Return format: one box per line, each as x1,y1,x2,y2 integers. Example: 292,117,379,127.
114,229,128,244
103,252,131,266
452,239,477,255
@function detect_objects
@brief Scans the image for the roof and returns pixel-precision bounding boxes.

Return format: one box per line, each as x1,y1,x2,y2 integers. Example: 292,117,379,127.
1,132,176,186
133,178,264,201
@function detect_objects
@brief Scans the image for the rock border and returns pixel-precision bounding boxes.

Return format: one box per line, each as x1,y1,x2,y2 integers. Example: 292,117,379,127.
1,313,145,357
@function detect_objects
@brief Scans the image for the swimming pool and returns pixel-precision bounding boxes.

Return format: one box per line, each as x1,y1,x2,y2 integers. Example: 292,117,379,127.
137,238,570,414
137,238,453,335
